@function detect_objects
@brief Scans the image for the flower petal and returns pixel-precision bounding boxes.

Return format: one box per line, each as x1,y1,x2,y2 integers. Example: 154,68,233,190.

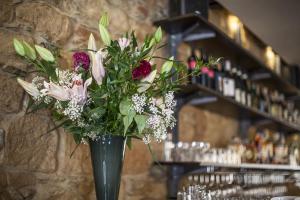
47,82,70,101
17,78,40,98
91,50,105,85
118,37,130,51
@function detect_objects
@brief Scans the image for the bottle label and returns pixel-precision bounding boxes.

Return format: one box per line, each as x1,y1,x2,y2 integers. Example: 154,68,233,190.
223,78,235,97
241,91,246,105
247,94,252,107
235,89,241,102
217,76,223,92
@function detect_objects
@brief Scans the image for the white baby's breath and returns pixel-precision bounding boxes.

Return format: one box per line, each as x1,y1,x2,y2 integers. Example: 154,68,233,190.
63,99,83,121
132,93,146,114
142,134,151,144
55,69,74,87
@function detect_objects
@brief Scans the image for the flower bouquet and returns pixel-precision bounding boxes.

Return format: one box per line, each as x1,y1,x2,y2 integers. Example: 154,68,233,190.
13,13,215,200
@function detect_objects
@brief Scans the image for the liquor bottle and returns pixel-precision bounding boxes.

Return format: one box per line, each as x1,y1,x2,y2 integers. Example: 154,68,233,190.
240,70,248,105
289,134,300,166
214,62,224,93
278,93,285,119
208,68,215,90
269,91,279,116
251,83,259,110
234,67,242,103
262,87,269,113
258,86,266,113
274,134,288,164
187,48,197,84
198,49,209,87
246,79,252,108
223,60,235,97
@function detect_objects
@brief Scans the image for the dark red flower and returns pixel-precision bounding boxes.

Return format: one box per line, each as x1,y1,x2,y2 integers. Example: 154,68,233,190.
73,52,90,71
132,60,152,80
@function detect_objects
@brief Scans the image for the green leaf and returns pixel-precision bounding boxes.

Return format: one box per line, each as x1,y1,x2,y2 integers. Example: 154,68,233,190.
99,13,109,27
126,137,132,149
35,45,55,62
161,56,174,74
73,134,82,144
119,99,131,115
99,24,111,46
123,114,134,135
23,41,36,60
134,115,147,134
154,26,162,43
13,38,25,56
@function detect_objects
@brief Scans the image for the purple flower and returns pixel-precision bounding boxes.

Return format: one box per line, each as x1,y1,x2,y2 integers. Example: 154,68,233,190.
73,52,90,71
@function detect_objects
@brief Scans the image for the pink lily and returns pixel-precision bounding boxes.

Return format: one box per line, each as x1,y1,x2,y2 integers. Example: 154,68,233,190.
91,50,105,85
118,37,130,51
69,75,92,105
42,81,70,101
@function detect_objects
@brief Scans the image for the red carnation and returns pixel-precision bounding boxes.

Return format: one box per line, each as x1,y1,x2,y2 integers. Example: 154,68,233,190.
132,60,152,80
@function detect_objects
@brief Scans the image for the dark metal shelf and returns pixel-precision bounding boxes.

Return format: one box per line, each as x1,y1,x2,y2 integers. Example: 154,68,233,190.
156,161,300,172
179,84,300,133
154,13,300,96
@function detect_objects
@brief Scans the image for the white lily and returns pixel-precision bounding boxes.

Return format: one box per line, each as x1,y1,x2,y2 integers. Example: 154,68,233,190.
17,78,40,98
42,81,70,101
118,37,130,51
137,70,157,93
70,75,92,105
91,50,106,85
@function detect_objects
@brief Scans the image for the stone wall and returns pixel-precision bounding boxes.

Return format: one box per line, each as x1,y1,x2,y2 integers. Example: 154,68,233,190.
0,1,239,200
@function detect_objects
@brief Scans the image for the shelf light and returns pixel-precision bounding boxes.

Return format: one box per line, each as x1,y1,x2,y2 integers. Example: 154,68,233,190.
228,15,242,43
265,46,276,69
228,15,240,32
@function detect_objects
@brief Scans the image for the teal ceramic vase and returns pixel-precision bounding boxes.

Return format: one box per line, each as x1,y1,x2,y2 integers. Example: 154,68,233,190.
89,135,126,200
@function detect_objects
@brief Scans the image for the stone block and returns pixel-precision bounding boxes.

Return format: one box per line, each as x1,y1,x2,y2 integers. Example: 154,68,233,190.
123,139,163,175
58,132,93,175
15,2,73,45
5,113,58,173
0,73,24,113
0,0,14,25
0,29,33,72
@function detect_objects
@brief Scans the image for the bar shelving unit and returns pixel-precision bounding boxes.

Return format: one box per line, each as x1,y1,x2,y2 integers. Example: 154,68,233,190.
153,4,300,199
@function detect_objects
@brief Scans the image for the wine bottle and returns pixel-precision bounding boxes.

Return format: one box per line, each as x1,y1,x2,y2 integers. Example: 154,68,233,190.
240,70,248,105
258,85,266,112
198,49,209,87
234,67,242,103
187,48,197,84
223,60,235,97
215,62,224,93
246,79,252,108
251,83,259,110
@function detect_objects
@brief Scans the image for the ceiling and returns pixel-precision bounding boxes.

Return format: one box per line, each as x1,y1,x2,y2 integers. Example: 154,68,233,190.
217,0,300,66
